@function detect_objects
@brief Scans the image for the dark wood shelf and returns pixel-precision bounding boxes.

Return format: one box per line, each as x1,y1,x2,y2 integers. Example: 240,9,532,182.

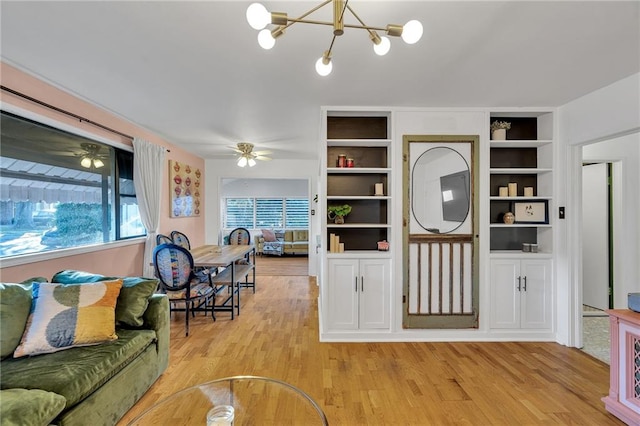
327,228,388,251
327,146,387,168
491,116,538,140
327,116,387,139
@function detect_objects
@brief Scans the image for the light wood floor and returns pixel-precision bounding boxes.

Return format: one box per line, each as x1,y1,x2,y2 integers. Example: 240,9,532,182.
118,274,620,425
254,254,309,276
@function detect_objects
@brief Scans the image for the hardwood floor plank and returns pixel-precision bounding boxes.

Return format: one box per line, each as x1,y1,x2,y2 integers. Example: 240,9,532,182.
118,275,622,425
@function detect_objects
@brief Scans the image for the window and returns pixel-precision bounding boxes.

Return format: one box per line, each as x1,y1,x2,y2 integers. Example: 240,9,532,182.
223,197,308,230
225,198,255,229
285,198,309,228
0,111,145,258
256,199,283,228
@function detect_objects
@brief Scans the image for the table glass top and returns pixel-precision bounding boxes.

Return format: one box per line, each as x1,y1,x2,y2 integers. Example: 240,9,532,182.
128,376,328,425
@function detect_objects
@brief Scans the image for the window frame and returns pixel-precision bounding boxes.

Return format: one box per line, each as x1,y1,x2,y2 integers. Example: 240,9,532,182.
0,104,144,265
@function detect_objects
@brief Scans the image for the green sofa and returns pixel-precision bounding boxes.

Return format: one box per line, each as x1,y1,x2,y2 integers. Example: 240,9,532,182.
0,270,169,426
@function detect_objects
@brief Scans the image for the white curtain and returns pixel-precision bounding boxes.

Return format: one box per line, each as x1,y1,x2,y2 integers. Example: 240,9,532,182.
133,137,166,277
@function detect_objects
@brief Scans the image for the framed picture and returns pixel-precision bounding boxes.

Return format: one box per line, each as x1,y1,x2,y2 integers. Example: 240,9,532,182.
169,160,202,217
512,201,548,224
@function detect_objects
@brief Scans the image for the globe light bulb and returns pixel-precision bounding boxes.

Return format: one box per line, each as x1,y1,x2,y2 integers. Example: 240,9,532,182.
373,36,391,56
402,20,423,44
93,158,104,168
237,156,248,167
315,57,333,76
258,29,276,50
246,3,270,30
248,158,257,167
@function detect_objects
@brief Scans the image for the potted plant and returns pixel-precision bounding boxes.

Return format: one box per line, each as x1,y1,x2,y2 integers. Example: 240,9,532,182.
490,120,511,140
327,204,352,224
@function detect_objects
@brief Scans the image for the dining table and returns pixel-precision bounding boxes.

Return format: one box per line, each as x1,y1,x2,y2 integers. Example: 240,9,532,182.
190,244,256,320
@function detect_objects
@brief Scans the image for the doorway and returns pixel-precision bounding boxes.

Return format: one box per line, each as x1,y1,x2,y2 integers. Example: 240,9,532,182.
581,162,614,363
219,177,311,276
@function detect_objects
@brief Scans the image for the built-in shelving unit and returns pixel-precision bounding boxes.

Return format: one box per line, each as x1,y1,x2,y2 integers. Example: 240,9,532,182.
324,113,392,253
321,110,394,335
488,111,555,255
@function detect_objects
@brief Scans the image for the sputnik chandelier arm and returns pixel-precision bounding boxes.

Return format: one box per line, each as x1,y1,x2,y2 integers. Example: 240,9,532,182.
246,0,423,76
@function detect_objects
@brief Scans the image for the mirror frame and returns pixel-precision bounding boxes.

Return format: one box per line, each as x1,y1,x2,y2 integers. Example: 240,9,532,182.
410,146,471,234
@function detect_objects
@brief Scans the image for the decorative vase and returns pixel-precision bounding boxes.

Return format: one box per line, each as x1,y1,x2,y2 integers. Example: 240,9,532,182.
492,128,506,140
503,212,515,224
334,215,344,224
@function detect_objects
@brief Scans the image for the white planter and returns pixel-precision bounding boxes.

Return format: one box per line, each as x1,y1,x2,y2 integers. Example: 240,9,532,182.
492,128,507,140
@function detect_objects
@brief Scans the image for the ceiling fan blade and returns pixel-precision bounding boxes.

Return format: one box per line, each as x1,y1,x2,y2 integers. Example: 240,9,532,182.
226,145,243,153
255,155,272,161
253,150,272,156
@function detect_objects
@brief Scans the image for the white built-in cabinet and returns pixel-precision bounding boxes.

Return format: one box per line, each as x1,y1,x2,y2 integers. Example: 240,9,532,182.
321,109,393,335
327,257,390,330
490,258,552,330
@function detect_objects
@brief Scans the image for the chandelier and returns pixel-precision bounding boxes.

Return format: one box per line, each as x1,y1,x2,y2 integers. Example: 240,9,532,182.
246,1,423,76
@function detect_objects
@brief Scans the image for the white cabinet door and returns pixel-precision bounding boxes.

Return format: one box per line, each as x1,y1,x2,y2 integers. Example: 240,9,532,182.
327,259,359,330
490,259,520,329
359,259,390,329
490,258,552,330
521,260,552,329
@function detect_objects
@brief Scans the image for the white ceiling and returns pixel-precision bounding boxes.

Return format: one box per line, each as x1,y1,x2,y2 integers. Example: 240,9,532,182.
1,1,638,161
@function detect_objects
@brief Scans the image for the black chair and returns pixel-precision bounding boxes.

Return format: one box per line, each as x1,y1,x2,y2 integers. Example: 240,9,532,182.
170,230,191,249
156,233,173,245
152,243,215,336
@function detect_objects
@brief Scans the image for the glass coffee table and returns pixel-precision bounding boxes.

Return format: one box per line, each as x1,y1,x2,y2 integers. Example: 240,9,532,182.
128,376,328,425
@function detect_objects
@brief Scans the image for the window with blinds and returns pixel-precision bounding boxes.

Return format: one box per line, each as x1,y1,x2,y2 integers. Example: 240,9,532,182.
285,198,309,228
225,198,255,228
224,197,308,230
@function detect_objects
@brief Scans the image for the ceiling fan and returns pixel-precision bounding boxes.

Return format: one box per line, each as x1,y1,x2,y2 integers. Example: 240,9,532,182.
45,142,109,169
229,142,272,167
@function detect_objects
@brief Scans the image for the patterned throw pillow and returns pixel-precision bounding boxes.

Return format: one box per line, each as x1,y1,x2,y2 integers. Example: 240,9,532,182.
13,280,123,358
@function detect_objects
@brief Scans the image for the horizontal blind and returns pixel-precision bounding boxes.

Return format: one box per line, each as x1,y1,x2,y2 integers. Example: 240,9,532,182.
285,198,309,228
225,198,254,228
256,198,283,228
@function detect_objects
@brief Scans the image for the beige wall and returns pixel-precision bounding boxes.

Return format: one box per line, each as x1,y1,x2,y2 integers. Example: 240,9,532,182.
0,62,206,282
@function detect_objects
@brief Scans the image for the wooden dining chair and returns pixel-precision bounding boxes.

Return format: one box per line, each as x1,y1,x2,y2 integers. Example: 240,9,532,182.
152,243,215,336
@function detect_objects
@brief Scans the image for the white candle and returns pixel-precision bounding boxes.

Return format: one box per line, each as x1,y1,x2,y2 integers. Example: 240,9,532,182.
508,183,517,197
375,183,384,196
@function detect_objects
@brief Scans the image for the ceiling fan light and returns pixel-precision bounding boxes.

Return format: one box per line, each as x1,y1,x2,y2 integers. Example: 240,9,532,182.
246,3,270,30
237,156,248,167
80,157,92,168
258,29,276,49
373,36,391,56
93,158,104,168
401,20,423,44
248,158,257,167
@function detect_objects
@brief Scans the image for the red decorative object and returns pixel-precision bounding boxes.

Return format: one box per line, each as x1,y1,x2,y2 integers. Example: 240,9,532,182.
346,158,354,167
337,154,346,167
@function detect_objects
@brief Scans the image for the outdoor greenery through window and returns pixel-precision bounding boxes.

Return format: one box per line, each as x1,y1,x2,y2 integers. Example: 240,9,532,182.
0,111,145,258
224,197,309,230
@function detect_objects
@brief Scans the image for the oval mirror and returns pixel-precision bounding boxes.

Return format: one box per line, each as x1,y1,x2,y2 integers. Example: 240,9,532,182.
411,147,470,234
